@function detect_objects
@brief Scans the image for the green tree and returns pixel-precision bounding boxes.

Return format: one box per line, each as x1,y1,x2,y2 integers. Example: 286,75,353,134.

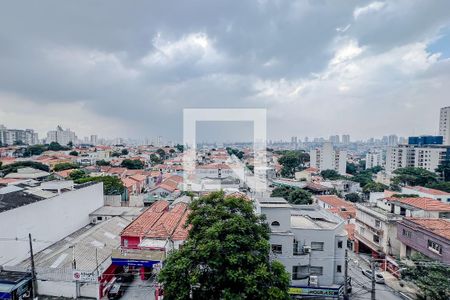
68,169,86,180
320,169,341,180
96,159,110,166
121,149,129,155
75,176,125,195
121,159,144,169
278,151,309,178
345,192,362,203
156,148,166,159
158,192,290,300
400,253,450,300
23,144,47,157
48,142,69,151
393,167,438,186
346,162,358,175
426,182,450,193
0,161,50,175
150,153,162,165
69,150,78,156
435,159,450,182
53,162,79,171
287,188,313,205
175,144,184,152
111,151,121,157
362,182,388,194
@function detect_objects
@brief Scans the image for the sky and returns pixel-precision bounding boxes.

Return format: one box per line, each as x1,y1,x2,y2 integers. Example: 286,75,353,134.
0,0,450,142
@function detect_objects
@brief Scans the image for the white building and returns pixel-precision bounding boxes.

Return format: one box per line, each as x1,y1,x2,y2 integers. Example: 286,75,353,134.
0,125,39,145
255,197,346,288
90,134,98,146
341,134,350,144
401,186,450,203
310,142,347,175
439,106,450,145
365,150,384,169
0,181,104,266
385,144,449,174
46,125,77,146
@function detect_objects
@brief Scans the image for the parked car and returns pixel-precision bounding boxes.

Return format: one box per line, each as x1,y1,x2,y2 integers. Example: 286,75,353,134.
362,269,385,284
108,282,124,299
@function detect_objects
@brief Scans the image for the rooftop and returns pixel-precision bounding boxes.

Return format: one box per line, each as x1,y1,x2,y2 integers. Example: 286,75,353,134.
387,197,450,212
404,186,450,196
403,218,450,240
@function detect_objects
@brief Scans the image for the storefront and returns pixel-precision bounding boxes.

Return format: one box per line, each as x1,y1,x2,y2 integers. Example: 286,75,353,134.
288,285,344,299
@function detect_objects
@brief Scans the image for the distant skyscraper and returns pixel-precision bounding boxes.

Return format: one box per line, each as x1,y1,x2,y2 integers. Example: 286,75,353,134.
329,135,340,144
439,106,450,145
388,134,398,146
304,137,309,143
342,134,350,144
310,142,347,175
90,135,98,145
46,126,77,146
291,136,298,144
0,125,38,145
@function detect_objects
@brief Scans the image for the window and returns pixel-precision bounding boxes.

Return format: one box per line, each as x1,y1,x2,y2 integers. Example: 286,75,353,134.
271,221,280,226
428,240,442,255
310,266,323,276
402,229,411,238
337,241,343,248
292,266,309,280
337,265,342,273
272,244,282,254
311,242,324,251
375,220,381,228
373,235,380,243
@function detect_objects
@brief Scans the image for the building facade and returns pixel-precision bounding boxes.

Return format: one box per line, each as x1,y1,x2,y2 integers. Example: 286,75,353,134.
0,124,39,145
365,150,384,169
46,125,77,146
255,197,346,288
439,106,450,145
310,142,347,175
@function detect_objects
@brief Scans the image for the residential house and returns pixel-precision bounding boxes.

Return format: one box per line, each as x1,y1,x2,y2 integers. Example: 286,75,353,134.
401,186,450,203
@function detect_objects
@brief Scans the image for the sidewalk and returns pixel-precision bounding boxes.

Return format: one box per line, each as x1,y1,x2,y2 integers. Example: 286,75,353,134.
381,271,418,300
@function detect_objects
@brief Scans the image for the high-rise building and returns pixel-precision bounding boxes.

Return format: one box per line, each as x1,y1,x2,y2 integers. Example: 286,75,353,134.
388,134,398,146
329,135,340,144
46,126,77,146
385,137,450,174
310,142,347,175
439,106,450,145
0,125,39,145
365,150,384,169
342,134,350,144
291,136,298,144
90,135,98,146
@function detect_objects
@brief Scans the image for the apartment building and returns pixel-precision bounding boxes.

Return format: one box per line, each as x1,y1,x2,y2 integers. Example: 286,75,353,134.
365,150,383,169
397,218,450,264
439,106,450,145
310,142,347,175
46,125,77,145
255,197,346,289
385,143,450,174
0,124,39,145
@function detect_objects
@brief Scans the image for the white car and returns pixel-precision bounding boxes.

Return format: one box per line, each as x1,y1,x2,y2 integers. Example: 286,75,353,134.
362,269,385,284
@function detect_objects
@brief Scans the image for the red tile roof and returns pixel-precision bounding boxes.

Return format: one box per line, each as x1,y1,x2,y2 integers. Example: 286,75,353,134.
406,186,450,196
387,197,450,212
144,203,188,239
121,200,169,237
406,218,450,240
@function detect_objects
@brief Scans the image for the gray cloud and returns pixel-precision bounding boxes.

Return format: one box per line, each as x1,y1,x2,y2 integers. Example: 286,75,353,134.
0,0,449,141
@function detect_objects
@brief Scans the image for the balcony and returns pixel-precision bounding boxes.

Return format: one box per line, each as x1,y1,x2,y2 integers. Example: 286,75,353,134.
354,231,382,252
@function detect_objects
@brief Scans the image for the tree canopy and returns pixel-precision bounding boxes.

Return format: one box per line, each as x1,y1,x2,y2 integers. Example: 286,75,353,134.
75,175,125,195
69,150,78,156
320,169,341,180
96,159,110,166
48,142,70,151
68,169,86,180
53,162,79,172
158,191,290,300
426,182,450,193
150,153,163,165
435,159,450,182
400,253,450,300
0,161,50,175
121,149,129,155
270,186,312,205
121,159,144,169
392,167,438,186
226,147,245,159
345,192,362,203
278,150,309,178
175,144,184,152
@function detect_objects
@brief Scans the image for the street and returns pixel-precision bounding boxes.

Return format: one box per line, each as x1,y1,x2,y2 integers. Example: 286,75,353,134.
120,276,156,300
347,253,404,300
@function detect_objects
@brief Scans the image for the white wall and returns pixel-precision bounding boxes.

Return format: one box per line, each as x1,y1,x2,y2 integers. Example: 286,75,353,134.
0,183,103,266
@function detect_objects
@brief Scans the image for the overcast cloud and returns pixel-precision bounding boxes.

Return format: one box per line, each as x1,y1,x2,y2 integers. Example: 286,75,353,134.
0,0,449,141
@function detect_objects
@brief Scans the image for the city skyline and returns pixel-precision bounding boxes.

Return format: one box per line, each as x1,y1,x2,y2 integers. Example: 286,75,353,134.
1,1,450,140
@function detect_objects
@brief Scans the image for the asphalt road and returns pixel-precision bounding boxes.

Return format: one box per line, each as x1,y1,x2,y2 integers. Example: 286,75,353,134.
348,256,403,300
120,276,156,300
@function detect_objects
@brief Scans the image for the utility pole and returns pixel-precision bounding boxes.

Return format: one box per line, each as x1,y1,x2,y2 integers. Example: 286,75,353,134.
28,233,37,298
371,260,376,300
344,249,349,300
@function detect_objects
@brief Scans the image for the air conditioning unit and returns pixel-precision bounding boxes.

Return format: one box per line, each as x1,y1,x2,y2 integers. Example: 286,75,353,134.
303,245,311,254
